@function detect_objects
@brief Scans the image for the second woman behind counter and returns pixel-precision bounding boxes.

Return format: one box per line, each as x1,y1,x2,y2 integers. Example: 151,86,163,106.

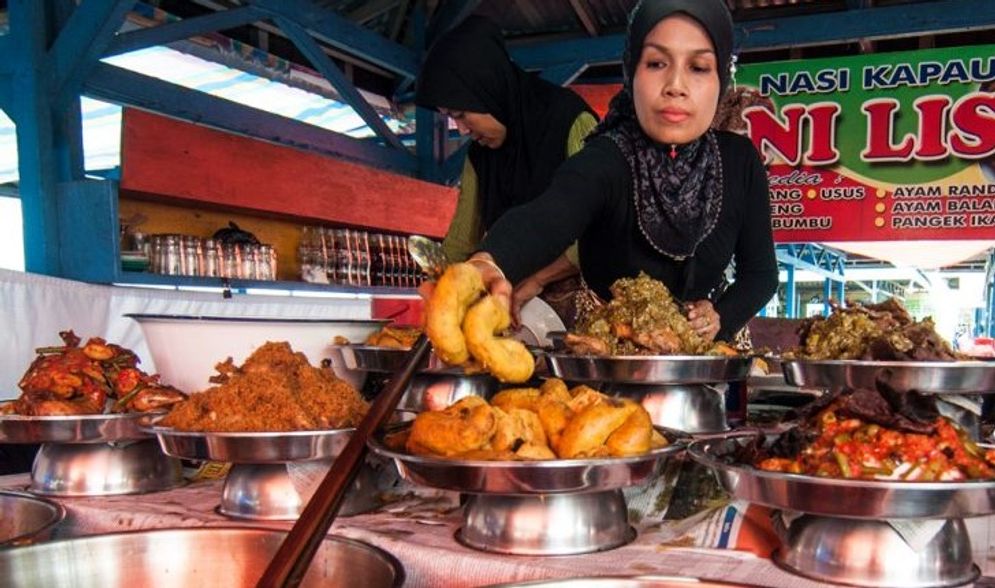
468,0,778,344
416,16,598,325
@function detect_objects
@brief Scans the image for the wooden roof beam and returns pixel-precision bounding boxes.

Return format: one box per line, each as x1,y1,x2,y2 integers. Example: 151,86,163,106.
568,0,599,37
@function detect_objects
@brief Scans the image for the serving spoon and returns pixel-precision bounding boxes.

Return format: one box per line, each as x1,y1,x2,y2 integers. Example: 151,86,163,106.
257,236,441,587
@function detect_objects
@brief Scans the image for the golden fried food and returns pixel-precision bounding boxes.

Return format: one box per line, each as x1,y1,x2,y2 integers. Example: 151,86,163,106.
605,403,653,457
492,407,548,452
159,342,366,432
9,330,185,416
406,395,497,457
491,387,541,413
365,326,422,349
463,295,535,383
404,379,664,460
539,378,571,404
425,263,485,365
557,398,639,459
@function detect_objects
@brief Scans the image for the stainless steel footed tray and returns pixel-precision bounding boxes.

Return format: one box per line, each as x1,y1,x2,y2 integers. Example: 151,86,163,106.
781,359,995,393
689,432,995,519
369,427,685,495
140,417,353,463
546,353,752,384
0,411,160,444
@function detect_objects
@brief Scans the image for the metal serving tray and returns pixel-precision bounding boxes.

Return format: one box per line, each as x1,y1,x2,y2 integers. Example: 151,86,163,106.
141,418,353,463
0,411,158,444
689,432,995,519
546,353,752,384
781,359,995,393
368,427,685,495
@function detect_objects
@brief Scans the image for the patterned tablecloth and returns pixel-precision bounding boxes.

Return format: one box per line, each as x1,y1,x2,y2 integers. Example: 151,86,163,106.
4,468,995,588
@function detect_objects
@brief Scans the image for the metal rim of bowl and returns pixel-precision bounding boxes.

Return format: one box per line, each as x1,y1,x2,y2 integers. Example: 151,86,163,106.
0,527,405,587
0,491,65,546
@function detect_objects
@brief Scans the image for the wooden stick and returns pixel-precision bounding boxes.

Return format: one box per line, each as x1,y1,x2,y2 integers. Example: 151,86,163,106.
258,334,431,587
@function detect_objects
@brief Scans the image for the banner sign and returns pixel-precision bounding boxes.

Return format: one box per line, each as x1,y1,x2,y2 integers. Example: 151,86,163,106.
733,45,995,242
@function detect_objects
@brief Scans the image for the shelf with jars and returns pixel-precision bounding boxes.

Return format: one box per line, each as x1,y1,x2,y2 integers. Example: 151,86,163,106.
59,180,423,298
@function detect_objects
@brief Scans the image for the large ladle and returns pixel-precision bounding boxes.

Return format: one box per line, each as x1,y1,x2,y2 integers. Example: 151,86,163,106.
257,236,446,587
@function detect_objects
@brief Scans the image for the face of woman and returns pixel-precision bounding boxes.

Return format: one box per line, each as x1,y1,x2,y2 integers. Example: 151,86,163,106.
439,108,508,149
632,14,721,146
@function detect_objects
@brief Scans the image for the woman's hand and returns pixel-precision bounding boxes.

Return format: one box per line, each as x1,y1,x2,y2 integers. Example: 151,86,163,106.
467,253,514,310
686,300,720,342
510,277,543,327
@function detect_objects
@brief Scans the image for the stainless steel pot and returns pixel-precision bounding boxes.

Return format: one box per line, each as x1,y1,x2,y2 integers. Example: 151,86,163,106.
0,491,64,546
0,528,403,587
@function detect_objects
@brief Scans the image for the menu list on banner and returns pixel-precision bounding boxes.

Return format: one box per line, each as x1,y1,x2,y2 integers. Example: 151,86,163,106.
730,44,995,243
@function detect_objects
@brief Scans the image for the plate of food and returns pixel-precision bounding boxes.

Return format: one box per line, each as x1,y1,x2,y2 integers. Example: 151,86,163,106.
141,341,368,462
0,330,186,443
368,378,685,494
689,380,995,519
780,299,995,392
543,273,750,384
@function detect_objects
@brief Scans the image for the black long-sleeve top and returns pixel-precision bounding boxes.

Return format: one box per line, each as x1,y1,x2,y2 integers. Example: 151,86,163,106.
481,130,778,341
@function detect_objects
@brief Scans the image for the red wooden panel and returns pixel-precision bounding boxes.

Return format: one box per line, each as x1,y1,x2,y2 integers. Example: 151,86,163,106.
120,109,457,238
571,84,619,119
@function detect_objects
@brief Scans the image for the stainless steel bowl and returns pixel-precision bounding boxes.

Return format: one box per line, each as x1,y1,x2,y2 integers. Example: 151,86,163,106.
0,527,403,587
457,490,634,555
337,344,445,372
30,439,183,496
781,359,995,393
484,576,765,587
0,491,64,546
601,383,728,433
688,433,995,519
774,516,978,588
546,353,752,385
398,371,499,412
220,461,381,520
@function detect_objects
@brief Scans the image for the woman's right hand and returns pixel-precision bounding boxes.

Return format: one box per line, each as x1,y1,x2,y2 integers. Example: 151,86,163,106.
466,253,513,311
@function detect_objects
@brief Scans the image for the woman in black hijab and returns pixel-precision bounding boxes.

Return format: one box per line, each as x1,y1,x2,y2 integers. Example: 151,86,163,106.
468,0,778,342
416,16,598,324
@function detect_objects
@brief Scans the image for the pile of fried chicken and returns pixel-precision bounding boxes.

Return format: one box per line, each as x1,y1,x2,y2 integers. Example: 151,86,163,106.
790,299,961,361
565,273,734,356
396,378,667,461
2,330,186,416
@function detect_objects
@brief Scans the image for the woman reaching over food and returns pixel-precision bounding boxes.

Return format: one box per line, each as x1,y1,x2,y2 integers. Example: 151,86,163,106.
415,16,599,326
466,0,778,344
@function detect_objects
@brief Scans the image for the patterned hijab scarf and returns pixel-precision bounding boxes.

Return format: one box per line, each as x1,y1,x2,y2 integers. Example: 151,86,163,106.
590,0,734,260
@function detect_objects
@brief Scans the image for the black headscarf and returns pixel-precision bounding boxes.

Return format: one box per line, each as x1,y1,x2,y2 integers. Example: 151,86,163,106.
416,17,595,229
590,0,734,261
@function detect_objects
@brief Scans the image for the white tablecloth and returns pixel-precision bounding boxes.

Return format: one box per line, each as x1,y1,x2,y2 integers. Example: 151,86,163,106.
4,473,993,587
